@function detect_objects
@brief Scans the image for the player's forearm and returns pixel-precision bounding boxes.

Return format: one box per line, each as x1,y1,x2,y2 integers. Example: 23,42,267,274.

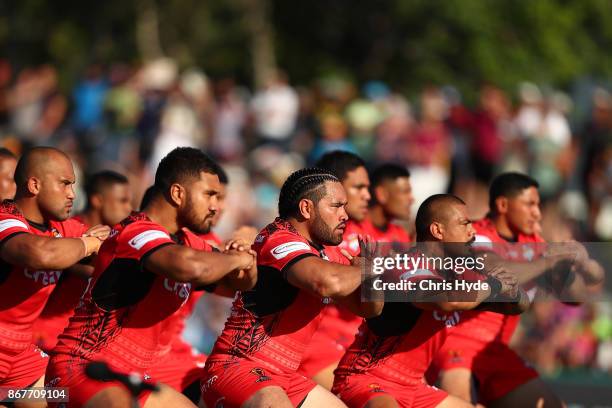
333,284,384,318
475,288,530,315
4,236,97,270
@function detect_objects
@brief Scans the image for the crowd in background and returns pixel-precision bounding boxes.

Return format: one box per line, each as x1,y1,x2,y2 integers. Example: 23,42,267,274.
0,57,611,377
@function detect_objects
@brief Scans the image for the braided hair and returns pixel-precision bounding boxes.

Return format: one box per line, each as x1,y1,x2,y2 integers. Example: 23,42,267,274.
278,167,339,219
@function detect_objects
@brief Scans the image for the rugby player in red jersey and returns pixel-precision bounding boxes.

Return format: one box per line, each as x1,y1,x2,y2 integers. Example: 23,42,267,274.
202,167,383,408
0,147,109,406
0,147,17,201
332,194,529,408
33,170,132,353
361,163,413,243
432,173,602,407
46,147,257,408
297,151,372,389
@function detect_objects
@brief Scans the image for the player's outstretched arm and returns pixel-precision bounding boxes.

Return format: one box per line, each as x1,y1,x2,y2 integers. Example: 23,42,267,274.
1,233,106,270
144,244,256,287
413,267,524,313
284,256,383,317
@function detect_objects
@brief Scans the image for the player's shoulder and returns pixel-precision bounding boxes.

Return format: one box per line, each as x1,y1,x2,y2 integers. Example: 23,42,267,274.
182,228,213,252
115,212,171,243
388,222,412,242
472,217,499,243
0,200,25,221
254,218,309,249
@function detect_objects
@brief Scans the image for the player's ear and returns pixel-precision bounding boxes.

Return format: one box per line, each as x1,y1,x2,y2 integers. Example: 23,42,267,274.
27,176,40,195
169,183,185,207
430,221,444,240
90,194,103,210
495,197,508,215
375,185,387,205
298,198,314,220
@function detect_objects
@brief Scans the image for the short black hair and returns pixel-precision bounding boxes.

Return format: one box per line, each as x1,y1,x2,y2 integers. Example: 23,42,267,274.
489,172,539,212
415,194,466,241
0,148,16,160
370,163,410,205
315,150,366,182
278,167,339,219
85,170,128,200
140,185,160,210
154,147,221,196
217,165,229,185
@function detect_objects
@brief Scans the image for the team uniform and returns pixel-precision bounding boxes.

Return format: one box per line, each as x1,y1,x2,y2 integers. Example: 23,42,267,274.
201,218,349,408
145,233,222,393
146,290,207,392
0,200,87,395
333,249,482,408
430,218,544,404
46,212,214,407
32,215,91,353
298,218,412,378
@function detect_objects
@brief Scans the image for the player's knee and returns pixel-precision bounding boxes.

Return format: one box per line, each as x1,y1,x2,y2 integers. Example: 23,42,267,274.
242,386,292,408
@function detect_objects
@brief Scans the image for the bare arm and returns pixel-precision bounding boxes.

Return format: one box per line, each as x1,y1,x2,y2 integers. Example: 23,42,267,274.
144,244,256,287
1,234,103,270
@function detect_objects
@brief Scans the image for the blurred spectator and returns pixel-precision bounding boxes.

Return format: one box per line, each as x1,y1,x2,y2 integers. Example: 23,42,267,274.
249,69,299,150
10,65,67,146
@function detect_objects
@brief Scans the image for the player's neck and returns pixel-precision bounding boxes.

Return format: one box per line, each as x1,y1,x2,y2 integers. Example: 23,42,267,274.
14,197,45,224
79,209,101,227
289,218,317,246
368,205,390,231
144,200,180,234
491,214,517,241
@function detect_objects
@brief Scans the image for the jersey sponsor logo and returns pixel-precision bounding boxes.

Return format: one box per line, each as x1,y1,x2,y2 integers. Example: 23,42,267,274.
368,383,386,393
433,310,461,327
128,230,170,250
163,278,192,300
24,269,62,286
0,218,28,232
270,241,311,259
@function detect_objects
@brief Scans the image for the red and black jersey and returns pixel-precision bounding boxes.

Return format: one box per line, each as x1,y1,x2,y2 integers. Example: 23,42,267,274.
335,249,482,385
450,217,545,345
0,200,87,355
53,212,213,372
33,216,92,352
207,218,349,374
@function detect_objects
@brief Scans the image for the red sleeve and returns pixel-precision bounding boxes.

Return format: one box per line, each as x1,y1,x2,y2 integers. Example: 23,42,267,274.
115,221,175,262
256,230,319,272
0,212,30,245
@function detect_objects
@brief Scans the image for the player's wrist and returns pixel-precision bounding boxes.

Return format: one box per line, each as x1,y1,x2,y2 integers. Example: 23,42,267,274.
485,276,502,301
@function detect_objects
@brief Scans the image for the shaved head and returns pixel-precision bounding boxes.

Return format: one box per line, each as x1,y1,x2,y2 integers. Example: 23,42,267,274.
14,147,76,221
14,147,71,189
415,194,466,241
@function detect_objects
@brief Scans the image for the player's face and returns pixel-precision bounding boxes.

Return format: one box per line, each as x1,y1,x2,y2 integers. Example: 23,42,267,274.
211,183,227,227
38,157,76,221
506,187,541,236
179,172,221,234
100,183,133,226
342,166,370,222
382,176,413,221
311,181,349,246
441,203,476,256
0,157,16,201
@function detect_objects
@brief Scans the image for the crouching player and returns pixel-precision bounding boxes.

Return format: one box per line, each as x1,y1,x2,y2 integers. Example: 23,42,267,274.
201,167,384,408
332,194,529,408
